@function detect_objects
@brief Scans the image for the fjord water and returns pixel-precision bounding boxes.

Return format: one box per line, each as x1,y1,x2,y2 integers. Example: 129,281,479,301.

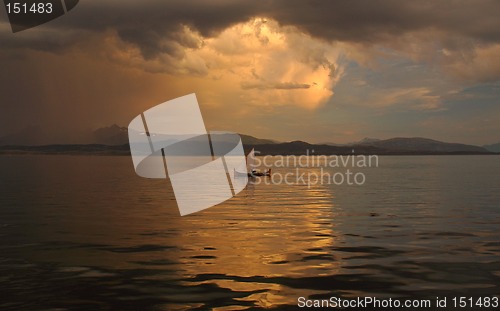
0,155,499,309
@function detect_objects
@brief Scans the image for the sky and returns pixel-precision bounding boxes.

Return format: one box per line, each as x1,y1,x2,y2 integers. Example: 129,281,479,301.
0,0,499,145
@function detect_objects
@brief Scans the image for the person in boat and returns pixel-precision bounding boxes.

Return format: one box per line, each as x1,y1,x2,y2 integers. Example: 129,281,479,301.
249,168,271,177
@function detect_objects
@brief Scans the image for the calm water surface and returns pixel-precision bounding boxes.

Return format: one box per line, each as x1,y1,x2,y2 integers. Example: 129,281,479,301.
0,155,499,310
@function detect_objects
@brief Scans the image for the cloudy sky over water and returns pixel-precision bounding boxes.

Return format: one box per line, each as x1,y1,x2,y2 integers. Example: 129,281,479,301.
1,0,499,144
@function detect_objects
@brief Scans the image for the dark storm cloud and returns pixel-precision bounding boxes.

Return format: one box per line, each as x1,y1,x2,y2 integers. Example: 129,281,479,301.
267,0,500,44
84,0,264,59
2,0,499,57
0,26,81,52
2,0,263,57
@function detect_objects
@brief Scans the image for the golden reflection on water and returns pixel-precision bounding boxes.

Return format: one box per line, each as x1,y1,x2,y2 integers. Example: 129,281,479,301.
164,167,342,306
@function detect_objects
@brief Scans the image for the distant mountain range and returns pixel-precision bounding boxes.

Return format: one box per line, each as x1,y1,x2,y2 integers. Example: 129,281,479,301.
93,124,128,145
247,137,491,155
483,143,500,153
0,124,497,155
0,124,279,147
362,137,487,153
321,137,381,146
90,125,279,146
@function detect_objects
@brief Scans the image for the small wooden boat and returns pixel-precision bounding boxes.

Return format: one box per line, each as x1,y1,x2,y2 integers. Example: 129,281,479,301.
248,168,272,177
234,148,271,178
